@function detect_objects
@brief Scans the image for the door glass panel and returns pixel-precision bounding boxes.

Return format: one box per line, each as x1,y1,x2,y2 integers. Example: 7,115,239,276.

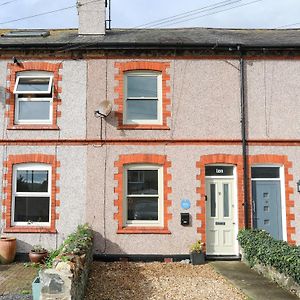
223,183,229,217
210,184,216,217
251,167,280,178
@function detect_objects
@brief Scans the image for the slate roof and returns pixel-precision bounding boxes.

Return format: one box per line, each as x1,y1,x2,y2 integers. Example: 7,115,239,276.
1,28,300,50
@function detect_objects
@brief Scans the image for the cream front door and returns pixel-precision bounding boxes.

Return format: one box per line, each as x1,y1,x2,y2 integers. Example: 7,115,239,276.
205,179,236,255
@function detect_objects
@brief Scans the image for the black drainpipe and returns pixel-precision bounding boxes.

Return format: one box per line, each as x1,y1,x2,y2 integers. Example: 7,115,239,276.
239,47,249,229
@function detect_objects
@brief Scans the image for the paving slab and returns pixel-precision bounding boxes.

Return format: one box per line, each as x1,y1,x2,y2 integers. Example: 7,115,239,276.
0,263,36,298
211,261,298,300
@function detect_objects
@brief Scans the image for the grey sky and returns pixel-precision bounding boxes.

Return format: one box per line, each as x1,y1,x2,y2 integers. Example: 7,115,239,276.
0,0,299,29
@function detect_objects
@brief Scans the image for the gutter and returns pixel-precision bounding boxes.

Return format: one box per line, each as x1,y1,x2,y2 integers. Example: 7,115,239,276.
2,42,300,52
239,47,249,229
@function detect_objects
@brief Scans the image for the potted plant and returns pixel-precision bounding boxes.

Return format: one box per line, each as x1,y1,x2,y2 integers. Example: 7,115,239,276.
29,245,48,264
189,240,205,265
0,236,17,264
0,223,17,264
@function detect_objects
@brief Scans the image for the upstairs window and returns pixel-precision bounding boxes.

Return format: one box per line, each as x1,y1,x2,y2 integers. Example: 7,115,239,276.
13,72,53,124
12,163,51,226
124,71,162,125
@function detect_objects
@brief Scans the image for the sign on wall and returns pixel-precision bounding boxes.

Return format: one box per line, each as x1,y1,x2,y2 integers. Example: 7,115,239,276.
205,166,233,176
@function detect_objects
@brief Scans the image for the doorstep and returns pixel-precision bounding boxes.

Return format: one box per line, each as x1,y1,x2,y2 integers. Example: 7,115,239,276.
206,255,241,261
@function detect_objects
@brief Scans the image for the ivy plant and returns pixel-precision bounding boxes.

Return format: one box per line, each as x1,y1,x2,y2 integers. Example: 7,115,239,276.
238,229,300,284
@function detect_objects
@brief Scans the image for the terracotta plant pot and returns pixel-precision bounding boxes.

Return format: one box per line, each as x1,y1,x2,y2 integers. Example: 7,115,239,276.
0,237,17,264
29,250,48,264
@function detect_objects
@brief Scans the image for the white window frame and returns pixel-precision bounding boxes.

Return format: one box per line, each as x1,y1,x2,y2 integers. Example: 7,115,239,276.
13,73,53,125
12,163,51,227
124,71,162,125
13,75,53,95
123,164,164,227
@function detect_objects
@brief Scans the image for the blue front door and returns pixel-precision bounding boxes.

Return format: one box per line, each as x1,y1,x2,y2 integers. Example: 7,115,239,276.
252,181,283,240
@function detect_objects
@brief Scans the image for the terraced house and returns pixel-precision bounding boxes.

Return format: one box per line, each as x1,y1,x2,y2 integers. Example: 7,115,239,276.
0,0,299,259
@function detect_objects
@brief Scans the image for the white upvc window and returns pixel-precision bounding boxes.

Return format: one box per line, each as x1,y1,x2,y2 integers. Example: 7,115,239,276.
13,72,53,125
124,71,162,124
12,163,51,226
123,164,163,227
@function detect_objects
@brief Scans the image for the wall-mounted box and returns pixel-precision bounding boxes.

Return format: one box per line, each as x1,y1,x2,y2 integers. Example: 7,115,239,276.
181,213,190,226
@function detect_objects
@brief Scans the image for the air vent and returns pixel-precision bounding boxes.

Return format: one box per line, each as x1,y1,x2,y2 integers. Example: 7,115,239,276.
1,30,50,38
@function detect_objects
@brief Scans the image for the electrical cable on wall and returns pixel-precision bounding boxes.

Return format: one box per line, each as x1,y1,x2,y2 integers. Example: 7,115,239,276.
263,60,269,137
267,64,274,137
91,58,110,254
101,57,109,254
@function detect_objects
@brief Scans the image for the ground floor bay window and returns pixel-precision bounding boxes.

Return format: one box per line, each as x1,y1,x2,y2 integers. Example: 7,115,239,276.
12,163,51,226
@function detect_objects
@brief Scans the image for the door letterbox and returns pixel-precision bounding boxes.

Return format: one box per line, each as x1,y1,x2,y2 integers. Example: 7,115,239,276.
181,213,190,226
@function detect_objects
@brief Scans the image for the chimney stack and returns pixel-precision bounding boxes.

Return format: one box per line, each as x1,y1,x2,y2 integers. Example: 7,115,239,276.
77,0,106,35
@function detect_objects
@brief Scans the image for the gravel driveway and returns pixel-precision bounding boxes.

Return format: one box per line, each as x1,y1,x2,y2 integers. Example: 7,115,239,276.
85,262,246,300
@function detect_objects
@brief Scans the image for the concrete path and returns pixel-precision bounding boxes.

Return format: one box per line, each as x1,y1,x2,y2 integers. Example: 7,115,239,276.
211,261,298,300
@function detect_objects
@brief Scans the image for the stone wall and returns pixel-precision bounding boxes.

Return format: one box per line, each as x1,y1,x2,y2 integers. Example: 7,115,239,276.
39,245,93,300
39,224,93,300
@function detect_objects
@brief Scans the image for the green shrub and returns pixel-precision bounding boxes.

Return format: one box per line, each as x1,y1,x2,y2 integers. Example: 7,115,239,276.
60,223,93,255
238,229,300,284
189,240,204,253
45,224,93,268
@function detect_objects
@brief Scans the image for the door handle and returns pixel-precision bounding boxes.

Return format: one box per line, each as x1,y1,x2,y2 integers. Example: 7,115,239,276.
252,200,256,213
205,195,207,201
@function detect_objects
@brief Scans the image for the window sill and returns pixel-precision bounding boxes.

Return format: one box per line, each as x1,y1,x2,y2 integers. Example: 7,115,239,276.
118,125,170,130
7,125,60,130
4,227,57,234
117,227,171,234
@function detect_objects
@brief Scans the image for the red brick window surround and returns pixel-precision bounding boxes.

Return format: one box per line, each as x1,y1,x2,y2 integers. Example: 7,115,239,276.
6,62,62,130
196,154,295,246
196,155,244,247
114,61,171,130
2,154,60,233
114,154,172,234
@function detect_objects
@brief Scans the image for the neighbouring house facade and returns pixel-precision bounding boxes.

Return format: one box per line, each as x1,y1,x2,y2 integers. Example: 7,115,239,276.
0,0,300,258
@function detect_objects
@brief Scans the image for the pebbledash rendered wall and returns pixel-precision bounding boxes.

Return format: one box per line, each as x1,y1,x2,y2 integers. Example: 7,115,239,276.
0,60,88,252
1,56,300,254
85,58,300,255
